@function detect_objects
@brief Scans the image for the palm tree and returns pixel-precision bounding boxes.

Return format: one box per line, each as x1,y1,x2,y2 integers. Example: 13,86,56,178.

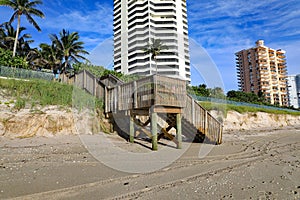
49,29,89,73
0,22,32,54
143,38,168,75
17,34,33,58
39,43,62,70
0,23,4,46
0,22,15,50
0,0,44,57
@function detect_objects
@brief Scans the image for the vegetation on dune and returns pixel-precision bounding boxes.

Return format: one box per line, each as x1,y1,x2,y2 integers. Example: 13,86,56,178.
0,74,286,116
0,78,103,111
73,63,140,83
0,78,72,106
200,101,300,116
0,1,297,115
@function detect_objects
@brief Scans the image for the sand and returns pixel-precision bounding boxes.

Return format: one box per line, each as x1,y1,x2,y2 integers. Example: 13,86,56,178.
0,126,299,200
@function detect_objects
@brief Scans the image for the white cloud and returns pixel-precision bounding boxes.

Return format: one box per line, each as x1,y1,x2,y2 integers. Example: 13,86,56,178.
1,0,299,90
41,2,113,35
188,0,300,44
187,0,300,90
87,37,114,68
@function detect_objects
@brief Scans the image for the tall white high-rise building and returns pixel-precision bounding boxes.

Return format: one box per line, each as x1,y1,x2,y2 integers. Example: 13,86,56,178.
113,0,191,83
287,74,300,109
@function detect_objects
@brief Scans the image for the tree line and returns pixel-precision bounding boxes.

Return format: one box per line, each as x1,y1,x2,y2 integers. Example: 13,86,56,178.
188,84,273,105
2,1,293,108
0,0,89,73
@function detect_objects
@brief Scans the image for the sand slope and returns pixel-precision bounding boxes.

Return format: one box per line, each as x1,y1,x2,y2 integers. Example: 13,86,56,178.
224,111,300,131
1,101,300,138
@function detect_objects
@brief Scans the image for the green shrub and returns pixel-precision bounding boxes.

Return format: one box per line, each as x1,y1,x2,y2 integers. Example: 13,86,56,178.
73,63,140,82
14,97,26,110
0,48,28,68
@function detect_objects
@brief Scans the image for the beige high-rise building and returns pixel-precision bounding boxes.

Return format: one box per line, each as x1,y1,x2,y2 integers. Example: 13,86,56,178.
235,40,288,106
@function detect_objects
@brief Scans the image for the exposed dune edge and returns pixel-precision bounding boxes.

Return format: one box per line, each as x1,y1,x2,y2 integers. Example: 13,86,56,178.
0,105,300,138
0,105,103,139
224,110,300,131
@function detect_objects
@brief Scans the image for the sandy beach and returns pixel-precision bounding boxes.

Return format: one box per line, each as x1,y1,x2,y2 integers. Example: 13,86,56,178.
0,126,299,200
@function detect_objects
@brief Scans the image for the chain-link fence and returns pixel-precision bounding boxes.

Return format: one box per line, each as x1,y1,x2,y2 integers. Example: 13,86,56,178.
192,95,299,113
0,66,54,81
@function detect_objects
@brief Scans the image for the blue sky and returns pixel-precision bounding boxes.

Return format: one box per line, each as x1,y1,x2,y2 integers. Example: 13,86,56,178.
0,0,299,91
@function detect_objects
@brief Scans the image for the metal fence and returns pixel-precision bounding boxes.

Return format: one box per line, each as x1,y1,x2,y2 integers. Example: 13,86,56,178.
0,66,54,81
192,95,299,113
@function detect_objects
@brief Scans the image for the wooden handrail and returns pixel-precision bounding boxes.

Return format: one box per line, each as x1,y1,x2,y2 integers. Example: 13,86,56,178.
183,94,223,144
68,70,223,144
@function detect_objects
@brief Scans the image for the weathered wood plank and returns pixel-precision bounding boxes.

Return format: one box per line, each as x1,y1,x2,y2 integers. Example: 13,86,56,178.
151,111,158,151
160,128,178,146
176,113,182,149
129,115,134,143
153,107,182,114
72,71,223,146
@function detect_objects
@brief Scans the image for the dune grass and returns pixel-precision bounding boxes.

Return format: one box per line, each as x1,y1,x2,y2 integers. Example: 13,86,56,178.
1,77,299,117
0,78,103,110
199,101,300,116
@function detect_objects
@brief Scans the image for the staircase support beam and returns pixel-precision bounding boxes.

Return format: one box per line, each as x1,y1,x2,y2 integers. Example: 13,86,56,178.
151,111,158,151
204,110,208,135
176,113,182,149
191,100,195,124
129,115,134,143
218,125,223,144
133,81,137,108
166,125,173,132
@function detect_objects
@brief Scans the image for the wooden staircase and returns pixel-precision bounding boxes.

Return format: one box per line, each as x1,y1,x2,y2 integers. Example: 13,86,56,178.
159,113,205,143
68,70,223,150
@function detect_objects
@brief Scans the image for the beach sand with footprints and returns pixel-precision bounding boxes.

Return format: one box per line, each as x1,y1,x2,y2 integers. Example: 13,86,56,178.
0,126,300,199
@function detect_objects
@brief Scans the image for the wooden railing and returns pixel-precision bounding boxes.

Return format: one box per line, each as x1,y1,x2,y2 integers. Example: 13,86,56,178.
74,70,103,98
62,70,223,144
106,75,187,113
184,95,223,144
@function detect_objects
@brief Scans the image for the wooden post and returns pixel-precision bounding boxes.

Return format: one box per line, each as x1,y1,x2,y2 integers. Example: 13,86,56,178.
93,77,97,96
218,125,223,144
104,87,108,113
176,113,182,149
114,88,117,113
83,70,86,89
191,99,195,124
129,115,134,143
133,81,137,108
153,75,157,105
151,111,158,151
117,85,121,111
204,110,208,135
